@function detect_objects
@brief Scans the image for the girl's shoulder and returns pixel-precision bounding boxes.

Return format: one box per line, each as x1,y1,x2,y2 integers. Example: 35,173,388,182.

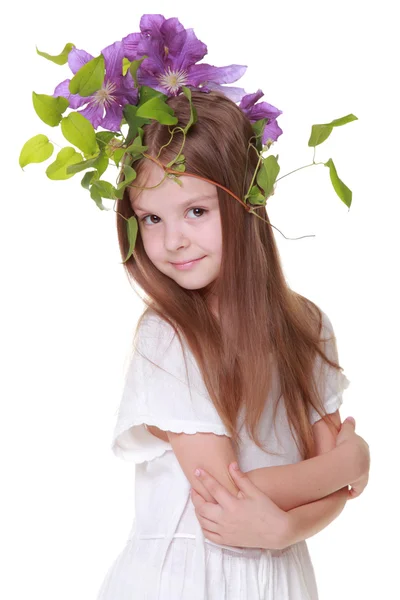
134,310,184,366
136,309,176,341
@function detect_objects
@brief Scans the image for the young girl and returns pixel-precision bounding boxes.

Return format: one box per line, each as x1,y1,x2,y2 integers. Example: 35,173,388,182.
96,90,370,599
20,13,369,598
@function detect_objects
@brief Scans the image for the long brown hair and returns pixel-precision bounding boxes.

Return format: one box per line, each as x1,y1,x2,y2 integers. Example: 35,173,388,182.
116,90,344,460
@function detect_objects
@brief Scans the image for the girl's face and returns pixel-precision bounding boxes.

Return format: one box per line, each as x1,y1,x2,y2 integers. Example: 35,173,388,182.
130,163,222,291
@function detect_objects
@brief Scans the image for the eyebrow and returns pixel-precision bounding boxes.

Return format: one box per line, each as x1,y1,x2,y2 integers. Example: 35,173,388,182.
133,194,216,213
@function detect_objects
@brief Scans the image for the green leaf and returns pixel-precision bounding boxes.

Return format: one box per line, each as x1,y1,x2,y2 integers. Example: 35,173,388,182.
181,86,198,134
93,154,109,178
308,124,333,147
66,153,108,177
324,158,352,208
329,114,358,127
123,216,138,262
45,147,83,180
251,118,268,152
81,171,98,190
89,178,119,210
113,148,126,167
129,56,147,88
125,134,148,156
19,134,54,168
96,131,117,149
61,112,99,155
32,92,69,127
119,164,137,185
246,185,266,206
116,165,137,197
91,179,116,199
171,163,185,173
256,155,280,198
89,185,109,210
138,85,167,106
36,43,75,65
308,114,358,147
167,152,186,170
123,104,151,145
122,58,131,76
136,96,178,125
69,54,105,97
169,175,183,186
67,155,100,175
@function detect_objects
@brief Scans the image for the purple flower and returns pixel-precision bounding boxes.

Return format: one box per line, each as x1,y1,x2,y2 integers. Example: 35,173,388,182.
122,14,247,102
53,42,138,132
239,89,283,144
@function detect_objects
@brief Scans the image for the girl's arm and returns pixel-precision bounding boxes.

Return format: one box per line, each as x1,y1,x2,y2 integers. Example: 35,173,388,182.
192,467,350,550
245,412,369,511
164,411,368,513
246,440,358,511
282,486,349,546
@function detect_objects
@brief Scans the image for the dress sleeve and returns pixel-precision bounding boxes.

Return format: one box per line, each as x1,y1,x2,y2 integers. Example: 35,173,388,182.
308,310,351,425
111,313,231,463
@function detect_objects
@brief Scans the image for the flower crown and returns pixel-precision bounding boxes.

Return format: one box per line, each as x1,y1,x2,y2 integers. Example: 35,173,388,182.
19,13,357,262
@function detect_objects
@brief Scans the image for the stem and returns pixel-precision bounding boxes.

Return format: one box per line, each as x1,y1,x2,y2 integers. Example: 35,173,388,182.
241,140,259,200
244,147,263,200
165,127,186,167
142,153,251,212
156,127,178,160
248,209,315,241
112,153,317,242
276,161,325,183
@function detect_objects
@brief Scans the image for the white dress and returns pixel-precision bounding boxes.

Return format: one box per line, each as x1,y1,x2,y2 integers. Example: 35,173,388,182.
96,309,350,600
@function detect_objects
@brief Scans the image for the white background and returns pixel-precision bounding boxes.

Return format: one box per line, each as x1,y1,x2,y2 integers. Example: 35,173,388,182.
2,0,398,598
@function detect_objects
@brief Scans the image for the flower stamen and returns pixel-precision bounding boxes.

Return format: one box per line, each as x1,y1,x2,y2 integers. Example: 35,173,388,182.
93,80,118,108
158,67,188,94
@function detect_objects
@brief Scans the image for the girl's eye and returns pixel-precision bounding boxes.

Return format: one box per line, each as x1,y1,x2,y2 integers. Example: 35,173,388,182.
140,207,208,226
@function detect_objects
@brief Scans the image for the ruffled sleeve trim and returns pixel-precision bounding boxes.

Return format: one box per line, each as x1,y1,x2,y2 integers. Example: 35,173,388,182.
112,416,231,464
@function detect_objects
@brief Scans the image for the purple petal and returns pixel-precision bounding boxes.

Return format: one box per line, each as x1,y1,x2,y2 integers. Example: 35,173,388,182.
101,41,125,79
262,120,283,143
53,79,87,109
79,102,104,130
170,28,207,71
68,48,94,75
245,100,282,122
100,103,124,132
109,75,138,107
122,32,142,61
140,13,166,37
239,89,265,110
160,16,186,40
188,63,247,86
116,72,139,105
136,37,171,73
136,71,168,95
196,82,248,103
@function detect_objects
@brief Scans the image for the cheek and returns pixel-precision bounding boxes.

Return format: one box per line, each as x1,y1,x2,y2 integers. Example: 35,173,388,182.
140,232,158,260
206,217,223,252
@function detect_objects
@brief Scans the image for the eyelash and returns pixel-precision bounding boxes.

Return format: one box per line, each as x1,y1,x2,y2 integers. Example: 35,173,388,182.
139,207,208,225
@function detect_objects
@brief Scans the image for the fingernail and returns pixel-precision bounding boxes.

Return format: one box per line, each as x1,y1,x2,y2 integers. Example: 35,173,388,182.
194,469,203,477
231,462,239,471
346,416,355,424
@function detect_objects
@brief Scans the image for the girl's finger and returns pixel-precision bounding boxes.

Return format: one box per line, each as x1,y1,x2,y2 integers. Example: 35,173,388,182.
228,463,262,499
194,468,236,507
191,488,223,523
195,511,221,533
190,487,206,508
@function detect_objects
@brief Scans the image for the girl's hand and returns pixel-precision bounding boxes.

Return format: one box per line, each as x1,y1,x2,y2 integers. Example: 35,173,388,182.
191,464,291,550
335,416,370,499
